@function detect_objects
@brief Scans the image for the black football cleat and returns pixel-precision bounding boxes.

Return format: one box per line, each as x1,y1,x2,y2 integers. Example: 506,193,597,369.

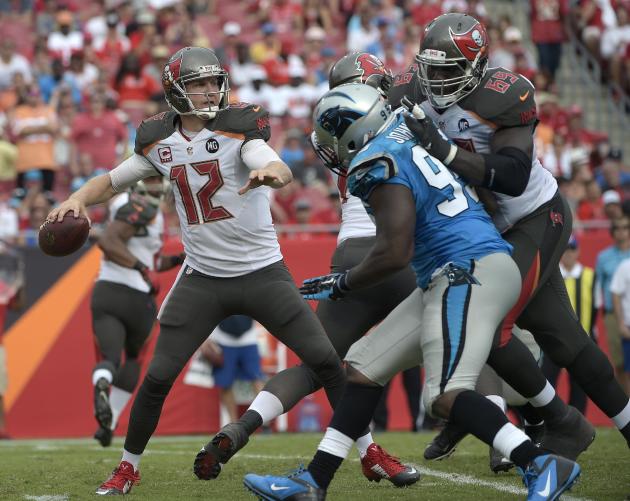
94,426,113,447
94,378,112,430
194,422,250,480
424,422,467,461
540,406,595,461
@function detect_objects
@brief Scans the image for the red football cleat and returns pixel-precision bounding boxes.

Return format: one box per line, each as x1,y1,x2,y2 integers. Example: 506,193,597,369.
360,443,421,487
95,461,140,496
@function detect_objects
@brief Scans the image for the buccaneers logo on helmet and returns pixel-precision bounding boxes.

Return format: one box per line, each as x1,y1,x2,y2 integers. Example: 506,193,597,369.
449,23,488,61
355,53,387,84
162,53,183,89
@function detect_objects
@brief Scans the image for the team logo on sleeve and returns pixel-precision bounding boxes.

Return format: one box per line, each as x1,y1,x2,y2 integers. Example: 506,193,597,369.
449,23,488,61
206,138,220,153
158,147,172,163
318,104,364,139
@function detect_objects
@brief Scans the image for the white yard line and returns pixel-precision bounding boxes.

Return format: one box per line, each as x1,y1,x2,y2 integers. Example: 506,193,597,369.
24,496,69,501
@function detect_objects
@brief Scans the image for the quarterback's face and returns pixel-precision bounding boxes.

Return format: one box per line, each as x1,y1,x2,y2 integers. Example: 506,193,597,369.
186,76,221,108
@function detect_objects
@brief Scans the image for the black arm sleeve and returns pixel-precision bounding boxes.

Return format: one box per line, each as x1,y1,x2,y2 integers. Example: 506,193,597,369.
481,146,532,197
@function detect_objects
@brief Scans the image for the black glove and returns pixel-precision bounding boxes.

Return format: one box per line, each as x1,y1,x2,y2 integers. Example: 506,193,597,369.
299,272,350,301
134,260,160,295
400,95,457,165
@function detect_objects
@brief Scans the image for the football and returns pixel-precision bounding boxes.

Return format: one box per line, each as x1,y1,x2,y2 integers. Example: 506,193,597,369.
38,214,90,257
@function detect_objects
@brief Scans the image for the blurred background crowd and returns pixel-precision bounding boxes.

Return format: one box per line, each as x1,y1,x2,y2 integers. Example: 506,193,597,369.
0,0,628,246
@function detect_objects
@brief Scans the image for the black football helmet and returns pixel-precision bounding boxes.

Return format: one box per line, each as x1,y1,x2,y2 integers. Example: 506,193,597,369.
162,46,230,120
416,13,489,109
328,51,393,95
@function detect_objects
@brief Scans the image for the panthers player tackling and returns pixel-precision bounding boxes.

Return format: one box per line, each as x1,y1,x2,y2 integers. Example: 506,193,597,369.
396,13,630,458
91,176,184,448
46,46,348,496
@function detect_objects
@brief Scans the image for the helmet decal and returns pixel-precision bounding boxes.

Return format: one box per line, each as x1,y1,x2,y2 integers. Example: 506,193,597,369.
318,105,364,139
449,23,487,61
162,53,183,88
355,53,386,83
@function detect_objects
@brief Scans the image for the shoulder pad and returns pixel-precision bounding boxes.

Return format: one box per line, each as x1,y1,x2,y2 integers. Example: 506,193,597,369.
114,195,158,227
134,111,178,156
388,65,424,110
348,156,398,201
210,102,271,142
460,68,537,127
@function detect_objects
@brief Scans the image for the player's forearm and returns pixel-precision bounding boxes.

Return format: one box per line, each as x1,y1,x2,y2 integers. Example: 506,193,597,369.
69,173,117,206
266,161,293,188
346,239,412,290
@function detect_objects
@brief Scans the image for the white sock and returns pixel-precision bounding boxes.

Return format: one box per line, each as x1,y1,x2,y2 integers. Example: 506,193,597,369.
613,400,630,429
92,368,113,386
247,391,284,425
492,422,529,461
109,386,133,430
355,432,373,458
318,427,354,459
486,395,507,413
529,381,555,408
121,449,141,470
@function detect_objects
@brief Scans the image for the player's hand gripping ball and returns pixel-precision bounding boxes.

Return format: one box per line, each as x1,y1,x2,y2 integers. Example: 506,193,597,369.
39,214,90,257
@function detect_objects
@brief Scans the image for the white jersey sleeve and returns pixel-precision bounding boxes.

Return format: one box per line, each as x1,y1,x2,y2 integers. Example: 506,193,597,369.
109,153,160,192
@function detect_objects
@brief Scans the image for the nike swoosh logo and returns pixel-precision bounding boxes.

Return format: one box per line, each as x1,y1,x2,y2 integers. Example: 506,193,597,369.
270,484,290,491
408,467,417,474
252,106,261,112
537,471,552,497
519,91,530,102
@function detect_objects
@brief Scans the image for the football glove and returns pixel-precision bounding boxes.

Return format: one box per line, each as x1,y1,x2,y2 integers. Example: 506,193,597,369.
134,260,160,295
300,272,350,301
400,95,458,166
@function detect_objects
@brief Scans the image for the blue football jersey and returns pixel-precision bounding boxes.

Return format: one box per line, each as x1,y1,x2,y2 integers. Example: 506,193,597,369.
347,111,512,289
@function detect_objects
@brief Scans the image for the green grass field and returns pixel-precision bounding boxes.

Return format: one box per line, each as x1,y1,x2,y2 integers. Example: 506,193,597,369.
0,428,627,500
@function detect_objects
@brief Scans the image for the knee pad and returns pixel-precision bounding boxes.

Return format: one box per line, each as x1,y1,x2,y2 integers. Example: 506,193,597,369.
567,341,615,390
113,359,141,393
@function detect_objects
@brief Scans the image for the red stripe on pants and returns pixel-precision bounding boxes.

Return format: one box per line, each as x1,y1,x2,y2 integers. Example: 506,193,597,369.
498,252,541,347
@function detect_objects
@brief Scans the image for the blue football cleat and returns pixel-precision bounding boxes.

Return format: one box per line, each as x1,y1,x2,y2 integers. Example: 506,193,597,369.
243,465,326,500
519,454,581,501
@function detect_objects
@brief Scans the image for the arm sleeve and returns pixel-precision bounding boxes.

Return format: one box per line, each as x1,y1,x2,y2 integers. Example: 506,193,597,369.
240,139,282,171
109,154,160,192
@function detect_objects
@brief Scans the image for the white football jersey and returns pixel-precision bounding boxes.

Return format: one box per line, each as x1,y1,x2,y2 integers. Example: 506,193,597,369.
334,174,375,245
135,107,282,277
98,192,164,293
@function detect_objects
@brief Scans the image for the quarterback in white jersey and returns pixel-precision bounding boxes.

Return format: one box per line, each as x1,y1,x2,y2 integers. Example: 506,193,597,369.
47,46,347,496
90,177,185,448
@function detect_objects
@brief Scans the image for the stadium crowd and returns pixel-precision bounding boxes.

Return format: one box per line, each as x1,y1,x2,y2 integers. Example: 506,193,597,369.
0,0,627,245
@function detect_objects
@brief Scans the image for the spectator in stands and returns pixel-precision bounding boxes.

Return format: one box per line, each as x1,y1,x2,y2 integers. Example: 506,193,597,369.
47,10,84,66
0,242,25,439
603,190,624,220
490,26,537,72
575,0,617,59
410,0,443,29
113,53,162,126
93,11,131,79
596,215,630,394
70,152,104,193
215,22,242,69
37,58,81,106
541,131,572,179
596,149,630,197
303,0,334,34
577,179,606,223
565,104,608,150
0,124,17,186
9,84,57,199
66,52,99,93
302,26,327,77
200,316,264,423
278,62,319,127
279,128,305,170
229,44,262,90
142,45,170,89
0,40,32,91
85,8,126,50
237,66,277,115
347,3,380,52
543,236,594,414
610,251,630,396
259,0,304,38
0,189,18,245
251,23,283,66
18,188,51,247
70,91,127,174
601,5,630,85
530,0,569,81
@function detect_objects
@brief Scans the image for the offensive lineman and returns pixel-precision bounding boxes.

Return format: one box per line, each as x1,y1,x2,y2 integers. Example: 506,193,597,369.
46,46,347,496
91,176,184,447
394,13,630,455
